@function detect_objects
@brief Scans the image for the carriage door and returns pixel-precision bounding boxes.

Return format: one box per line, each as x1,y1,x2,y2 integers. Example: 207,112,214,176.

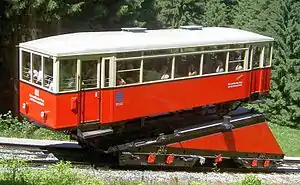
79,59,101,124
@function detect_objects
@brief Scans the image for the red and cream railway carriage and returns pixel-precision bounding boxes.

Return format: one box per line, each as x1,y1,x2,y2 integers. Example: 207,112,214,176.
18,26,283,167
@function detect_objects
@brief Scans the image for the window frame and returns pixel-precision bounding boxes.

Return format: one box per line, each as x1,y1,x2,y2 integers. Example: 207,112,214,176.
57,58,79,93
227,48,248,72
116,58,142,86
262,43,273,68
19,48,57,93
42,56,55,91
79,57,101,91
20,41,273,92
109,45,252,88
249,42,274,70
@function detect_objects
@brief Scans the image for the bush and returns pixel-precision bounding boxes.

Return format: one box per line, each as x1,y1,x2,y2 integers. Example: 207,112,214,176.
28,161,103,185
0,111,69,140
0,158,31,185
235,175,262,185
0,159,105,185
0,111,26,131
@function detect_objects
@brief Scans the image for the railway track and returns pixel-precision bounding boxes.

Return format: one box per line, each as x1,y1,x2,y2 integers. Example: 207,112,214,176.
0,137,299,173
0,137,113,168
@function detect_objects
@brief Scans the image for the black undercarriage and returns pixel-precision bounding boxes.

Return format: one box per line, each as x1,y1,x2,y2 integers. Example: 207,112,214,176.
72,101,250,151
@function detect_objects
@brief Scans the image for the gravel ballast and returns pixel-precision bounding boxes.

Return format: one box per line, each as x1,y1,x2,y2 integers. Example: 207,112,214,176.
79,168,300,185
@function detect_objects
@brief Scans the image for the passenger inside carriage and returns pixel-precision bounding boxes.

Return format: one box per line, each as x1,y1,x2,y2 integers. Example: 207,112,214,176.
117,73,126,85
188,63,197,76
235,63,243,71
215,60,224,73
33,69,42,84
160,65,170,80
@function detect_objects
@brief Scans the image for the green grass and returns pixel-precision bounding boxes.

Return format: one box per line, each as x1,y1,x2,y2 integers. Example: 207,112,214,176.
0,111,69,141
268,122,300,157
0,159,285,185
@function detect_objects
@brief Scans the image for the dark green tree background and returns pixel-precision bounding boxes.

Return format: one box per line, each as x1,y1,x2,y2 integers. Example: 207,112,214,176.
0,0,299,127
260,0,300,127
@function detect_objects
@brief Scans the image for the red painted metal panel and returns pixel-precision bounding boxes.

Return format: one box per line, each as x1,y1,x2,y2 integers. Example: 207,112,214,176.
55,90,101,128
100,72,251,123
80,90,100,123
20,69,271,129
19,82,57,128
251,69,262,93
55,93,79,128
262,67,271,93
19,82,101,129
100,90,114,122
167,122,284,155
250,68,271,94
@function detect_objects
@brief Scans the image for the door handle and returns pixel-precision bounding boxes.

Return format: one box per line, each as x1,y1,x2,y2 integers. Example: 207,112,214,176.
95,91,100,98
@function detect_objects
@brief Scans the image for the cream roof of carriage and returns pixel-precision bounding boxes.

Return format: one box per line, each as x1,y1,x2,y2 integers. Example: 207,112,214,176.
19,26,274,57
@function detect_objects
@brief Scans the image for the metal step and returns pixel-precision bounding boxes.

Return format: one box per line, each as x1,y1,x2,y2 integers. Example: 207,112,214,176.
78,128,113,139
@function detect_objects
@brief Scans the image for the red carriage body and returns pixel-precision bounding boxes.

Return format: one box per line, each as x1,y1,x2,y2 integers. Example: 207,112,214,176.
18,26,283,168
18,26,273,130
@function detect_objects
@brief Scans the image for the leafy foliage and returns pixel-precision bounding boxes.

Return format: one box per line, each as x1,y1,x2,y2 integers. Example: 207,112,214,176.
154,0,205,28
233,0,271,34
0,160,105,185
258,0,300,127
0,158,29,184
202,0,229,27
5,0,84,21
232,0,300,127
234,175,262,185
0,111,69,140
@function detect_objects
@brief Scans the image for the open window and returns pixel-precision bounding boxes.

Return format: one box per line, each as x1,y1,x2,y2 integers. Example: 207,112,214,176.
143,56,173,82
175,54,201,78
263,43,272,67
21,51,31,81
102,57,116,88
81,60,98,89
203,52,226,75
116,59,141,86
59,59,77,92
32,54,42,85
43,57,53,91
228,50,246,72
251,46,263,69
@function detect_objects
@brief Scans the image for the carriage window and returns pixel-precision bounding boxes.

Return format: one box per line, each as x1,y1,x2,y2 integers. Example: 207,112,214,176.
21,51,30,81
82,60,97,89
175,55,200,78
263,44,272,67
203,52,226,74
252,46,262,68
143,56,172,82
228,50,245,72
59,59,77,91
43,57,53,91
116,60,141,86
32,54,42,85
